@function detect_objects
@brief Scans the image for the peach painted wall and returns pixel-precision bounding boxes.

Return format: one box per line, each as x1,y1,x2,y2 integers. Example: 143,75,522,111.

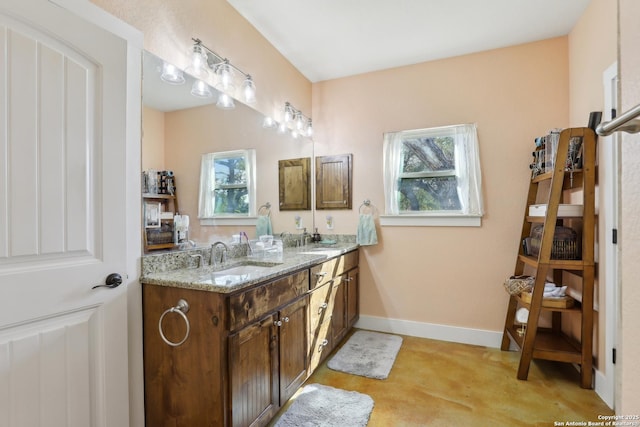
91,0,312,118
568,0,617,127
142,105,165,171
619,0,640,414
567,0,617,389
312,38,569,332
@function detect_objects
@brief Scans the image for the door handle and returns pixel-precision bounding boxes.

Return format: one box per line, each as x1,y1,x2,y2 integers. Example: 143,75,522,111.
92,273,123,289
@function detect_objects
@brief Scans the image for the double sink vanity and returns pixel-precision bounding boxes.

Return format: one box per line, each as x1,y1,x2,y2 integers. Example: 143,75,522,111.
140,241,360,426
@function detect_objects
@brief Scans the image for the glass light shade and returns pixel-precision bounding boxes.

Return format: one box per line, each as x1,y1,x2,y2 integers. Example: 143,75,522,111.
216,92,235,110
306,120,314,137
187,44,209,78
216,61,234,92
191,80,212,98
277,122,287,134
263,116,276,129
295,113,305,130
160,62,185,85
284,105,293,123
242,77,256,104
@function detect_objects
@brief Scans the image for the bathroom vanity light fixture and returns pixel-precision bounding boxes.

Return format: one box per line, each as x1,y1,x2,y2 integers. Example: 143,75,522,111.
265,102,313,138
190,38,257,107
191,79,212,98
161,61,185,85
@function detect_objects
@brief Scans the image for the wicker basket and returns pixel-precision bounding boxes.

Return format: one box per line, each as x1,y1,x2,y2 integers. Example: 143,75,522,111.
529,225,580,260
503,275,534,296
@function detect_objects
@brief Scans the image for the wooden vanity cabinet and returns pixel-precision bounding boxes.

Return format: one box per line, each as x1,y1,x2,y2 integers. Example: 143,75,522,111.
142,250,359,427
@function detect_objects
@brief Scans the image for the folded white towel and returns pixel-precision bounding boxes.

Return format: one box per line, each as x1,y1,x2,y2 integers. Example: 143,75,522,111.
544,285,567,298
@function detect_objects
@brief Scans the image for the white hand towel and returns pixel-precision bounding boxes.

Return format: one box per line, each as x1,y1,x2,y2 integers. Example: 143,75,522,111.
356,213,378,246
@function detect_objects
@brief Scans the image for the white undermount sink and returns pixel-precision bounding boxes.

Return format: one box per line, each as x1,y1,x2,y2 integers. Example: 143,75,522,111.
206,261,279,286
299,247,342,257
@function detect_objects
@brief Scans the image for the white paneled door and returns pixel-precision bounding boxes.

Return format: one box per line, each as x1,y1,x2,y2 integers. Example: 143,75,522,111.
0,1,141,426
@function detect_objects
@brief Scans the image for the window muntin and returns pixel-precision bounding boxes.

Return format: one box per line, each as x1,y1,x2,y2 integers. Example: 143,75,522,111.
198,149,256,218
383,124,483,218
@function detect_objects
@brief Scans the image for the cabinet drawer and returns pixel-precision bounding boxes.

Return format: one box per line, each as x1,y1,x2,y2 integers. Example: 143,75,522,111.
229,270,309,331
310,250,358,289
308,281,334,372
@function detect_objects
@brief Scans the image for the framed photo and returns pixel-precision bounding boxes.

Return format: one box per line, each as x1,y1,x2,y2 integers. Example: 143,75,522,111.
144,202,161,228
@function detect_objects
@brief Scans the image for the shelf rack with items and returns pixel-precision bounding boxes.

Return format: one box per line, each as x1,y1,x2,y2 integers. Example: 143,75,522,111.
142,170,179,252
500,127,596,389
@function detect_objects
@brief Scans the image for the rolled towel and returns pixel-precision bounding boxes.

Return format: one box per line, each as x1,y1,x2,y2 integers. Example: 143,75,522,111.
544,285,567,298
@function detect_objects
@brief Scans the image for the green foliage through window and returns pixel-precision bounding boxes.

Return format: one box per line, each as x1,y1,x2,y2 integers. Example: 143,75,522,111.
383,124,484,218
198,149,256,218
398,136,461,212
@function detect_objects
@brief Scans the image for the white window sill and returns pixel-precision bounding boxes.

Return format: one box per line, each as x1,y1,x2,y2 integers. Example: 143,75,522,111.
379,215,482,227
200,217,257,226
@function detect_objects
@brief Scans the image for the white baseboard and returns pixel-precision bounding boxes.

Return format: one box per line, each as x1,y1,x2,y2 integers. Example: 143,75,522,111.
354,315,503,348
594,368,615,409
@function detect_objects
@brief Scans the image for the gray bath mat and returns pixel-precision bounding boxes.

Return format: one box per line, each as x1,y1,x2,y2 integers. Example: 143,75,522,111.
274,383,373,427
328,330,403,379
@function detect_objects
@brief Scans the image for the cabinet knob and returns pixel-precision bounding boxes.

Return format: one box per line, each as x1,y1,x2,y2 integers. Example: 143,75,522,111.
343,277,352,282
318,339,329,352
282,317,290,323
319,302,328,311
274,320,283,327
315,272,328,278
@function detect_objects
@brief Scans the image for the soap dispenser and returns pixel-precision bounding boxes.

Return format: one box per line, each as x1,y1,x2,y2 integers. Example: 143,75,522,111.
312,228,321,243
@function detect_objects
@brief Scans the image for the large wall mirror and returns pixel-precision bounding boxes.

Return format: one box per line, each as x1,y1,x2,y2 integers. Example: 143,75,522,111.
142,51,314,249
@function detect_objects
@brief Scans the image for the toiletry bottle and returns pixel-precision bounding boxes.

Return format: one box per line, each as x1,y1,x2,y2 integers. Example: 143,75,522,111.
312,228,321,243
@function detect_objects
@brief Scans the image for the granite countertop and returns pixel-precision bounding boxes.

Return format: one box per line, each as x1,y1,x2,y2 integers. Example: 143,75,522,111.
140,242,359,293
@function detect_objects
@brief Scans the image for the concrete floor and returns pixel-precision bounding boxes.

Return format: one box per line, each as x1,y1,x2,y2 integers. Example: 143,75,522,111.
272,330,613,427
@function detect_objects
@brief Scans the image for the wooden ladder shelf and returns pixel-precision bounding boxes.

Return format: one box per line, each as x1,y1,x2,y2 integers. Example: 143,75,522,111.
500,127,597,389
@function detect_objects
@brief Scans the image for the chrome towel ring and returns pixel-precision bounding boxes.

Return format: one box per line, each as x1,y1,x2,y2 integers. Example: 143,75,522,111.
158,299,190,347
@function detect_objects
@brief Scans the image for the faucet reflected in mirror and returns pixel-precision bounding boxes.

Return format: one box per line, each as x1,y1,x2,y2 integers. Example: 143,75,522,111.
141,50,314,249
210,242,229,267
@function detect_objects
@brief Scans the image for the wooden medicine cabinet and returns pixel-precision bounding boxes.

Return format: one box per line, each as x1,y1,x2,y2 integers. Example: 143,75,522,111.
278,157,311,210
316,153,352,210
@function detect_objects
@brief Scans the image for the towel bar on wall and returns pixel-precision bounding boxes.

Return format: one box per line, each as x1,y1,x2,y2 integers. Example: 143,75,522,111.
596,103,640,136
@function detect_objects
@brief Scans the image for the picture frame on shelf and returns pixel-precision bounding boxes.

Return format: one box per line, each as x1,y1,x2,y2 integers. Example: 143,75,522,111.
144,202,161,228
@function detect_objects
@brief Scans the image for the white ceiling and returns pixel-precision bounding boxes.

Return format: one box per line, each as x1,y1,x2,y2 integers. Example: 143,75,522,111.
227,0,592,83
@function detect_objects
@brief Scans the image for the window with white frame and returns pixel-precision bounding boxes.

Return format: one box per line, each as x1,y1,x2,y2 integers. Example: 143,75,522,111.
198,149,256,219
382,124,484,226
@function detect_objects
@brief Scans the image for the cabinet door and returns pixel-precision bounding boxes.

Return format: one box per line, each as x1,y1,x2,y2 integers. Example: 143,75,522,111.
278,296,309,404
315,154,352,209
229,314,279,427
346,267,359,328
278,157,311,210
331,275,348,344
308,282,333,372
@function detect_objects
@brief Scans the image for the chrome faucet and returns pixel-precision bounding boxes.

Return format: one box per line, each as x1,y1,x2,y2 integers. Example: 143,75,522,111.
240,231,252,255
300,228,310,247
210,241,229,267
